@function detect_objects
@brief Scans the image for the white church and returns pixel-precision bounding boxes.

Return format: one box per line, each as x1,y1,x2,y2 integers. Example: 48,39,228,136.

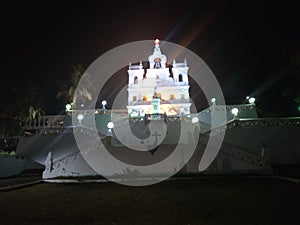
127,39,191,116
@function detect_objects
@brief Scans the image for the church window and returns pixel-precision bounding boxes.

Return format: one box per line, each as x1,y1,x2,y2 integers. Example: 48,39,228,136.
178,74,183,82
134,76,138,84
154,58,161,69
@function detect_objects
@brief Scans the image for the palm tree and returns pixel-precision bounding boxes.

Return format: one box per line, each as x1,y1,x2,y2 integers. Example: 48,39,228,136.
0,80,44,140
57,64,95,108
282,51,300,105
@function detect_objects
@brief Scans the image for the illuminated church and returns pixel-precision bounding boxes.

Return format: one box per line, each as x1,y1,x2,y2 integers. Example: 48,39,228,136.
127,39,191,116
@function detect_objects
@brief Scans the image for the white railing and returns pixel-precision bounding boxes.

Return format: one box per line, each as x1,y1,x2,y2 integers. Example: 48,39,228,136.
23,115,65,129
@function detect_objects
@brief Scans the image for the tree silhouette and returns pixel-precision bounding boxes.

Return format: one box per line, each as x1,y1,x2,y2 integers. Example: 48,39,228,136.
0,80,44,138
282,51,300,105
57,64,95,108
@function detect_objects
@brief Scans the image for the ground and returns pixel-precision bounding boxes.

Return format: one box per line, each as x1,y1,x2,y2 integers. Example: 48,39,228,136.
0,177,299,225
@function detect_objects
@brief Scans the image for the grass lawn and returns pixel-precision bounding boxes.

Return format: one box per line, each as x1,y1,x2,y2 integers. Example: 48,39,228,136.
0,177,299,225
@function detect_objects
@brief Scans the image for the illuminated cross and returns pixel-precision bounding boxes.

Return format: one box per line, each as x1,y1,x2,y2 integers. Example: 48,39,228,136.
152,131,161,146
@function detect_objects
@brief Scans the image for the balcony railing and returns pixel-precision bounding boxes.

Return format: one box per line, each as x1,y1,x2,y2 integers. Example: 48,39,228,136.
128,99,190,106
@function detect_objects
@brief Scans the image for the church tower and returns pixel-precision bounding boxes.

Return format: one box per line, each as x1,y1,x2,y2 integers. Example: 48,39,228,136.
127,39,191,116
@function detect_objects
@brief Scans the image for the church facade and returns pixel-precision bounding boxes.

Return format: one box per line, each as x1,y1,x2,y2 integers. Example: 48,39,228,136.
127,39,191,116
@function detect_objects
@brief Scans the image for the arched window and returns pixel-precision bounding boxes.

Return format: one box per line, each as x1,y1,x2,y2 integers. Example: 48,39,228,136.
178,74,183,82
154,58,161,69
134,76,138,84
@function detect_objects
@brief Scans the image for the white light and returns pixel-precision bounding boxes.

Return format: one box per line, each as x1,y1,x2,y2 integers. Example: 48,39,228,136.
246,96,250,100
65,104,72,111
248,97,255,104
211,98,216,103
102,100,107,106
77,114,84,121
107,122,114,129
192,117,199,124
81,104,84,108
231,108,239,116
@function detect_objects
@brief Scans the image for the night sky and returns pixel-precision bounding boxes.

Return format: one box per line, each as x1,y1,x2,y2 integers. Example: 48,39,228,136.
1,1,299,116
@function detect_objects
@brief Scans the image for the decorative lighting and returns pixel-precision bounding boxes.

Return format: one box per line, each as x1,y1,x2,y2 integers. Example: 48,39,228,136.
231,108,239,118
248,97,256,104
77,114,84,124
107,122,114,129
106,121,114,137
192,117,199,124
65,104,72,111
211,98,216,103
102,100,107,109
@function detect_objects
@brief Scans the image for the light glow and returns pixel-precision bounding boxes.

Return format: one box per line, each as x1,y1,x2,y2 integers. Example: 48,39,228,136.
107,122,114,129
248,97,255,104
231,108,239,116
65,104,72,111
77,114,84,121
192,117,199,124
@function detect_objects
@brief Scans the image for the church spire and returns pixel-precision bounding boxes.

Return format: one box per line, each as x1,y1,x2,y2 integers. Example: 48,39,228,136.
154,39,160,48
148,38,167,69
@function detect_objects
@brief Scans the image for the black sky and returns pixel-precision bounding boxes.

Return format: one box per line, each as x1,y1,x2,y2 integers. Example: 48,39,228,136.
1,0,300,116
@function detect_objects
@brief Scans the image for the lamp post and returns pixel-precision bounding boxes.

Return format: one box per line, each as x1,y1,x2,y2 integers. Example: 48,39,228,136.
102,100,107,110
77,114,84,125
248,97,255,104
65,104,72,111
231,107,239,119
107,121,114,136
211,97,216,110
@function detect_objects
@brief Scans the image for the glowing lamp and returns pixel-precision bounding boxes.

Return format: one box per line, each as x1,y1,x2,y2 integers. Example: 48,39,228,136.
248,97,255,104
77,114,84,121
77,114,84,125
102,100,107,109
231,108,239,117
211,98,216,103
65,104,72,111
192,117,199,124
107,122,114,129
